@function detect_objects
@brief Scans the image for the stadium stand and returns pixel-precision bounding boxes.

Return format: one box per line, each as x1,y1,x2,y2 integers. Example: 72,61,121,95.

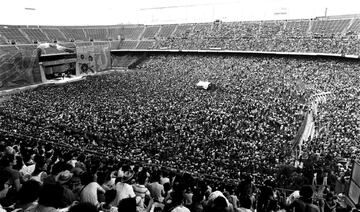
157,25,176,38
109,40,121,49
348,18,360,33
237,21,261,37
141,26,160,39
20,28,49,43
0,35,8,45
1,18,360,55
259,21,285,38
1,15,360,212
118,40,138,49
283,20,310,37
59,27,87,41
41,28,68,42
311,19,351,35
0,26,30,44
192,23,212,36
83,28,108,41
172,24,193,37
136,40,155,49
107,27,122,40
120,27,144,40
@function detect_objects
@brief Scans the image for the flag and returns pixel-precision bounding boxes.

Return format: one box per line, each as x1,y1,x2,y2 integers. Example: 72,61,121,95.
196,81,211,90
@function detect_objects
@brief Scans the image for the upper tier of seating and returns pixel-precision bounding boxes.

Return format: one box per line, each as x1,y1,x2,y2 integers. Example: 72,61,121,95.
172,24,193,37
136,40,155,49
141,26,160,39
311,19,350,34
0,35,8,45
60,28,87,41
20,28,49,43
83,28,108,41
0,17,360,54
348,19,360,33
283,20,309,37
0,27,29,44
157,25,176,38
41,28,67,42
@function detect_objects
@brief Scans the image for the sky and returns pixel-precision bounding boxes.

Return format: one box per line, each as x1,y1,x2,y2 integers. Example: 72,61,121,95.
1,0,360,25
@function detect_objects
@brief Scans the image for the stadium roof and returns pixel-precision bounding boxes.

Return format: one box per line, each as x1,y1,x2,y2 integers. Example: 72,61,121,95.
1,0,360,25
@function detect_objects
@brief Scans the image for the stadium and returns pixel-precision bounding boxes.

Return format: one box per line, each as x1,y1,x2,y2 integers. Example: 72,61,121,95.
0,0,360,212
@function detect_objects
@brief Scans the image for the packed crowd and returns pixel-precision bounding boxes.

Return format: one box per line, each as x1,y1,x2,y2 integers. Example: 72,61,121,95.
1,55,310,181
154,22,360,55
0,133,356,212
0,54,360,211
298,63,360,192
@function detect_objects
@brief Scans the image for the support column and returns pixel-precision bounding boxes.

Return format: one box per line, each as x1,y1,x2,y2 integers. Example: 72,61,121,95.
75,62,81,76
38,62,47,83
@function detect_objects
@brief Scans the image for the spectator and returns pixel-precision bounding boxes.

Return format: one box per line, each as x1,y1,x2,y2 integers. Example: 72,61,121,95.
13,180,41,211
133,170,151,212
0,170,11,212
33,183,65,212
0,154,21,192
79,172,105,207
56,170,77,207
286,185,320,212
117,197,137,212
99,189,118,212
30,156,47,184
113,170,135,206
147,172,165,203
164,191,190,212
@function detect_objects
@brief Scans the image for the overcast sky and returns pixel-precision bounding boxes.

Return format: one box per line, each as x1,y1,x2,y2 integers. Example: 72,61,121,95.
1,0,360,25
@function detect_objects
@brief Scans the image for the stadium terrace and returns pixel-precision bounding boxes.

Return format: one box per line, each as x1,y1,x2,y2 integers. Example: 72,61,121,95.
0,15,360,212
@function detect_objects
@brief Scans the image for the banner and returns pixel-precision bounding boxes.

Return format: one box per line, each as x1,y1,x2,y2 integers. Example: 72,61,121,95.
0,46,41,89
93,43,111,72
309,92,333,103
76,42,111,74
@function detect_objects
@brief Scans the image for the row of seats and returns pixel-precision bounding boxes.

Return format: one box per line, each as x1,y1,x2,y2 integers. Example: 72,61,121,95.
311,19,350,34
1,18,360,45
0,26,146,44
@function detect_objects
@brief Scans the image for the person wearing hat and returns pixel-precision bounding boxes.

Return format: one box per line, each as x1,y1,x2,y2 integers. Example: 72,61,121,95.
113,170,136,206
56,170,77,207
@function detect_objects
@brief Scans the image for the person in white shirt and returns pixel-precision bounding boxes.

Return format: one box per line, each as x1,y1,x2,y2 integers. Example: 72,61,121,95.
113,170,136,206
80,172,105,207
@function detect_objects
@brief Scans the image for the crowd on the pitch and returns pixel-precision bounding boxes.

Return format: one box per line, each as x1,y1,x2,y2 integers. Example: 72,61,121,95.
155,22,360,55
1,55,309,181
0,54,360,211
